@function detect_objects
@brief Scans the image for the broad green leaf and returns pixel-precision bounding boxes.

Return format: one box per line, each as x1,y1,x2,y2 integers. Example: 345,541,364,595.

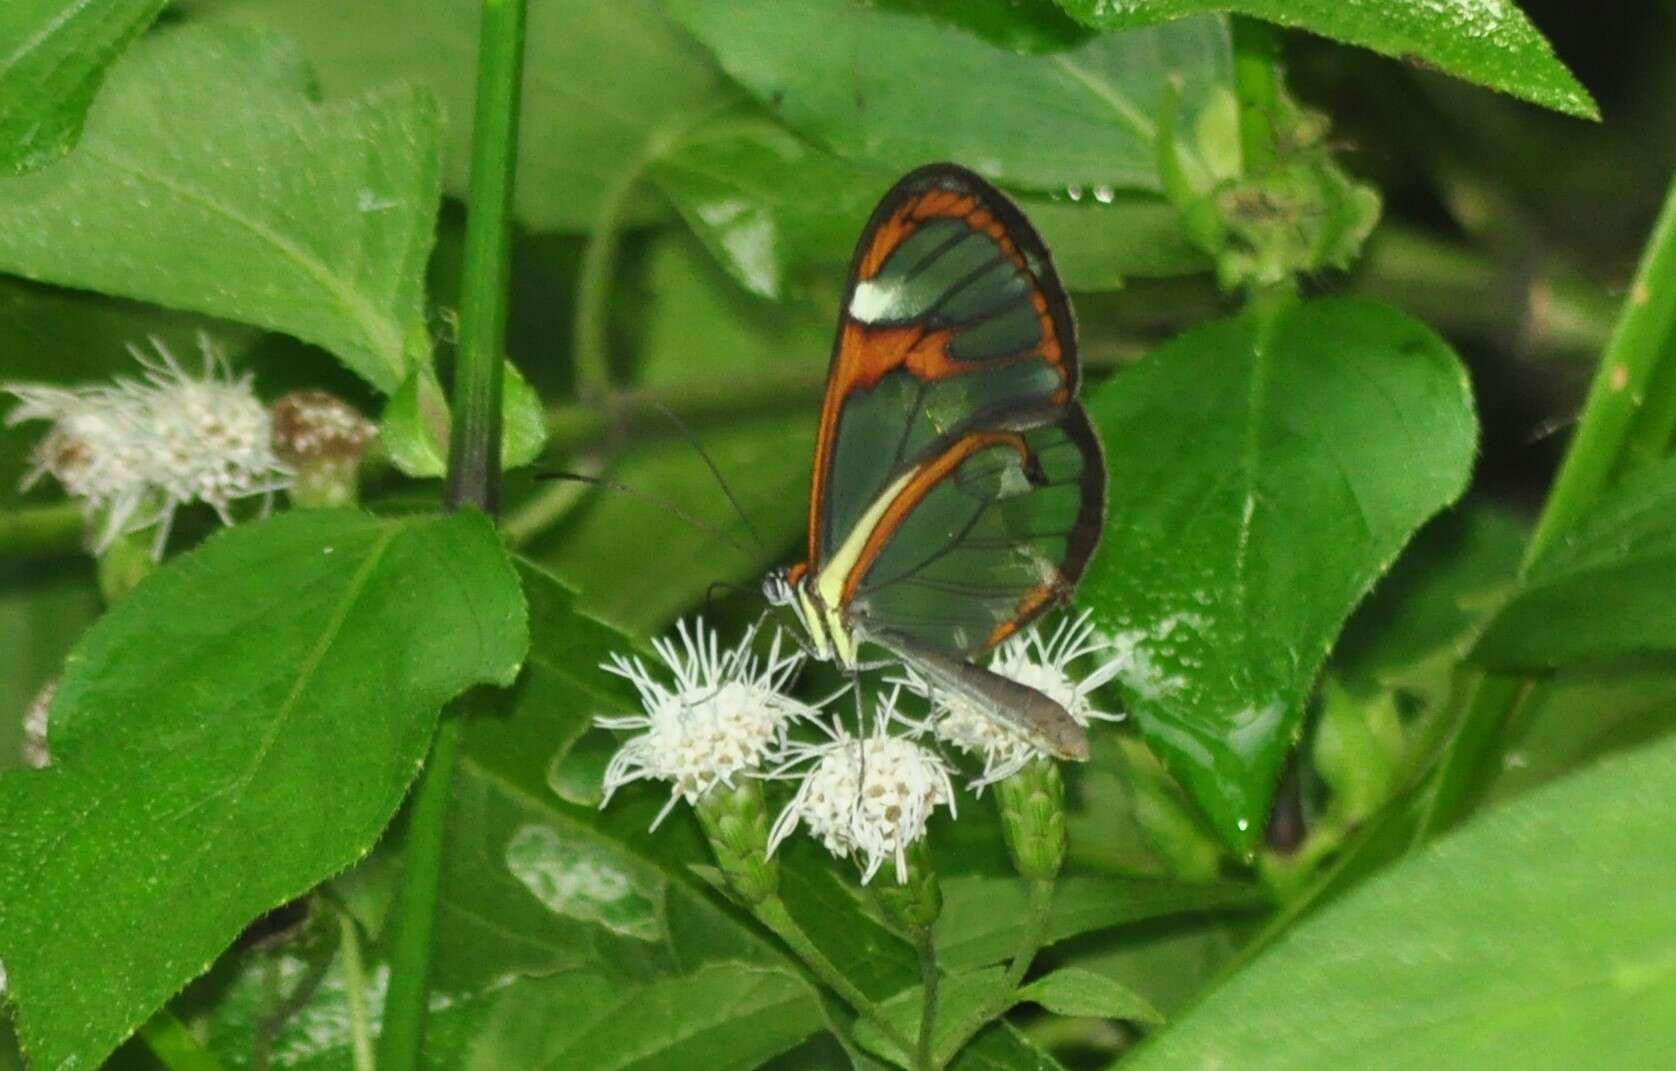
1118,730,1676,1071
666,0,1232,194
649,116,1209,301
0,0,167,174
1476,457,1676,668
1082,298,1476,851
1052,0,1596,119
188,0,729,231
0,509,527,1070
378,361,548,478
1017,966,1163,1024
436,560,798,989
532,235,824,633
0,22,441,393
1487,656,1676,804
934,874,1260,970
457,963,822,1071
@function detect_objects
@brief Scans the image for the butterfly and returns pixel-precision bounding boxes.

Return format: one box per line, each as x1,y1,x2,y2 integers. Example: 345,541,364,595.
762,163,1108,760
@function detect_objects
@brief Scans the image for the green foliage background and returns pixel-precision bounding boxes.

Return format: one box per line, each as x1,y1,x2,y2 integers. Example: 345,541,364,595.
1,1,1674,1069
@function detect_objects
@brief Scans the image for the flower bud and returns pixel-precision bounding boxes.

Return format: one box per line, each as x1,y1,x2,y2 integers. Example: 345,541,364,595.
995,757,1067,883
270,390,376,509
873,840,942,934
694,779,779,905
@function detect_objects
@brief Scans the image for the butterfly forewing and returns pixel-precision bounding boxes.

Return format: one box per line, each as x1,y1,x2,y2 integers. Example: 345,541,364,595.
807,165,1080,575
806,164,1104,661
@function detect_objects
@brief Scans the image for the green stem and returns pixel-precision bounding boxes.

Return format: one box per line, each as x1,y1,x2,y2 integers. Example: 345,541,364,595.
1230,16,1280,176
339,914,376,1071
1422,166,1676,836
138,1008,226,1071
444,0,527,514
752,895,917,1059
1521,169,1676,566
571,152,648,403
375,715,463,1070
915,930,939,1071
935,879,1052,1067
0,502,82,558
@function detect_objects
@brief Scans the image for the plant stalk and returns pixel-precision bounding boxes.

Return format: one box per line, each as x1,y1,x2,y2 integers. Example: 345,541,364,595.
1422,166,1676,834
935,878,1052,1066
751,894,917,1059
915,930,939,1071
1230,17,1281,176
375,715,463,1070
443,0,527,514
138,1008,226,1071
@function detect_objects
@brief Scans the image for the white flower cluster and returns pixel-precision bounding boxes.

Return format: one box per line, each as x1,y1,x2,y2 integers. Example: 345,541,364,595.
768,691,956,884
595,612,1127,883
4,337,290,555
599,619,814,829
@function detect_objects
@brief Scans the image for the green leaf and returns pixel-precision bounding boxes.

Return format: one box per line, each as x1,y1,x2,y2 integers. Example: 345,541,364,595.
1067,914,1248,1017
934,874,1260,970
1487,655,1676,806
378,361,548,478
187,0,729,231
1017,966,1164,1024
1334,506,1525,687
648,116,1209,301
0,509,527,1070
1118,731,1676,1071
0,22,441,393
457,963,822,1070
436,560,806,992
1476,457,1676,668
1051,0,1597,119
1081,298,1477,851
0,0,167,174
853,967,1010,1068
666,0,1232,194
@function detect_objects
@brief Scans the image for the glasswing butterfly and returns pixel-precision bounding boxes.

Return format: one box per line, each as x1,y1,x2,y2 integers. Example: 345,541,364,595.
763,163,1108,760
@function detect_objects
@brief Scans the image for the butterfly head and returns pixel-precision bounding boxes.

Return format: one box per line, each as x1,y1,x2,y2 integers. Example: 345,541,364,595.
761,565,796,609
762,563,841,664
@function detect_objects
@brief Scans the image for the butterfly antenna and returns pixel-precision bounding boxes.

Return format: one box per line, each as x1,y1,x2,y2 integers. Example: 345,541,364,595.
537,471,760,562
646,398,770,556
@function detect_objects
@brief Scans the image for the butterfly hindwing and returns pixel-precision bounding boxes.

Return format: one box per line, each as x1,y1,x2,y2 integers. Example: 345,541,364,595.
846,408,1103,657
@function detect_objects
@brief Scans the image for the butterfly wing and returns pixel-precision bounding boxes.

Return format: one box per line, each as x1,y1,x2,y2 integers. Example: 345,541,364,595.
806,164,1105,658
805,163,1081,577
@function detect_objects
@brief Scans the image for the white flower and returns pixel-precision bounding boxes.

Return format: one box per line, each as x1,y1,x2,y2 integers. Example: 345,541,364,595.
903,611,1126,789
598,618,814,829
768,691,956,884
4,336,290,555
